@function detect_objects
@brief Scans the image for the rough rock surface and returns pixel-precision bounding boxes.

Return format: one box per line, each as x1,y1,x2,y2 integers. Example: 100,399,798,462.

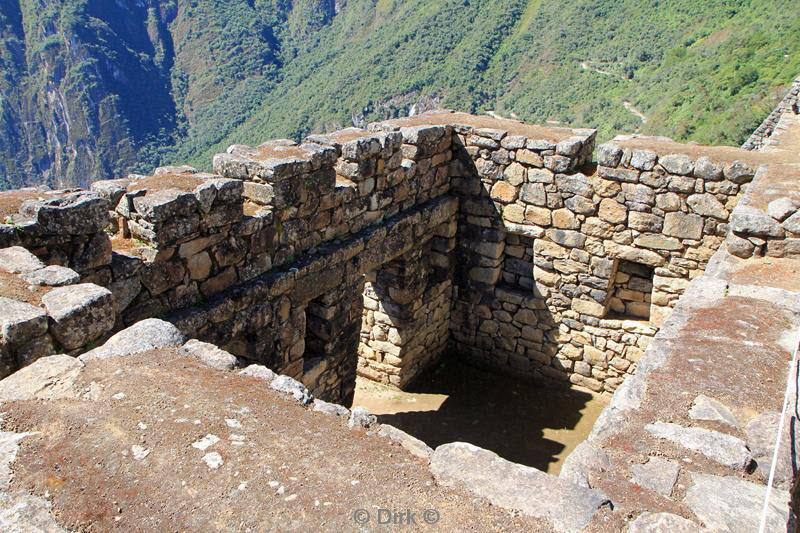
42,284,115,350
79,319,185,361
312,399,349,418
239,364,276,383
0,354,83,401
270,375,313,405
627,512,702,533
745,411,800,489
348,406,377,429
630,456,680,496
645,422,753,471
430,442,609,533
684,472,790,533
688,394,739,428
0,298,47,346
20,266,80,287
181,339,238,370
377,424,433,460
0,246,45,274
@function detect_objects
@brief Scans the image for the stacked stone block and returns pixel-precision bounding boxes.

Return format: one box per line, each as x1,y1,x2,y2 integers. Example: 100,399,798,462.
0,247,115,376
742,75,800,151
359,245,453,388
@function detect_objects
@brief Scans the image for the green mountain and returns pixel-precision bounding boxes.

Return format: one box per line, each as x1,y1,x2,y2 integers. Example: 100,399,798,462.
1,0,798,189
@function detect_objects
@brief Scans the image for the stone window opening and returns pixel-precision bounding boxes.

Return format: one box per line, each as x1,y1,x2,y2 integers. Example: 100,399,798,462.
607,260,654,321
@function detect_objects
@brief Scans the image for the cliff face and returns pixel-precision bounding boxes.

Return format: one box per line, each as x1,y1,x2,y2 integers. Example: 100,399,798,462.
0,0,333,190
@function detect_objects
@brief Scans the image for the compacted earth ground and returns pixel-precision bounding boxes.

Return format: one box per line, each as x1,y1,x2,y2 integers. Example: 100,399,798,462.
2,350,552,532
353,360,608,474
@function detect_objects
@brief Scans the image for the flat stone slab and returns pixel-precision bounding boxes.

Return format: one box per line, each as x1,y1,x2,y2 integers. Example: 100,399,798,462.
745,411,800,489
684,472,790,533
181,339,238,370
0,297,48,346
0,246,44,274
42,283,115,350
79,319,185,361
430,442,610,533
20,266,80,287
630,456,680,497
0,354,83,401
689,394,739,429
645,422,754,471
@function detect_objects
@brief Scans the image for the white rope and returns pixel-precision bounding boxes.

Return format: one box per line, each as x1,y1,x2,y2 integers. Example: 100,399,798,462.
758,330,800,533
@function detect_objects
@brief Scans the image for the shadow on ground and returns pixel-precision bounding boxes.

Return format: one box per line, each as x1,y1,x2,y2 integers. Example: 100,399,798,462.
359,356,606,473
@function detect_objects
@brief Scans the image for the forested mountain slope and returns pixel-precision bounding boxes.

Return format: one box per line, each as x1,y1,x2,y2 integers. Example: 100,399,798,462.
1,0,798,189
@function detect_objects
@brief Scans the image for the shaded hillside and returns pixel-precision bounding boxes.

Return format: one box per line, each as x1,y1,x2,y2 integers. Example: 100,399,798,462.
0,0,798,188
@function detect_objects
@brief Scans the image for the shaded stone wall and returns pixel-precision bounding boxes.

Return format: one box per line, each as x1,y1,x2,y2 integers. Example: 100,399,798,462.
444,120,763,393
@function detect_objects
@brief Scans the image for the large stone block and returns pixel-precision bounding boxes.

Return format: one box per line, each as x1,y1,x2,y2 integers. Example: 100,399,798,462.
42,284,115,350
430,442,609,533
0,246,45,274
663,212,703,240
0,297,48,346
22,192,110,234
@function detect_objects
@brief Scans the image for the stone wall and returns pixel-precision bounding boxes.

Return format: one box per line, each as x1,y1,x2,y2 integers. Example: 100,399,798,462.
0,110,779,402
444,122,763,393
742,75,800,151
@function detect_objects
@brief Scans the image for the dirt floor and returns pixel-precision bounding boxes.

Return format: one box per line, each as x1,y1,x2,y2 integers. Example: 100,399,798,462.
353,360,608,475
0,270,51,306
3,350,552,532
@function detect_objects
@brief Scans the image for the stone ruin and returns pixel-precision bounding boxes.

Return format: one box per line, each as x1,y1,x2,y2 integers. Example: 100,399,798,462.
1,79,800,531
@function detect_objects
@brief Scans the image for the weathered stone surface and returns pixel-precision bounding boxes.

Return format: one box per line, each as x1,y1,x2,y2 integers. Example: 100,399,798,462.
684,472,789,533
663,212,703,240
731,206,785,237
660,154,693,175
630,456,680,496
767,197,799,222
80,319,185,361
24,191,110,234
745,411,800,489
239,364,276,383
312,398,349,417
270,375,313,405
689,395,739,428
181,339,238,370
723,161,755,184
377,424,433,460
645,422,753,471
559,441,610,488
0,246,45,274
348,406,377,429
20,265,80,287
0,491,68,533
627,512,702,533
0,298,48,346
0,354,83,401
42,284,115,350
431,442,609,533
687,193,728,220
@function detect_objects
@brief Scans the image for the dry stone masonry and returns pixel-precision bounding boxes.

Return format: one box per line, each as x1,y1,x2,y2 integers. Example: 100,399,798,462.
0,110,775,400
2,85,800,532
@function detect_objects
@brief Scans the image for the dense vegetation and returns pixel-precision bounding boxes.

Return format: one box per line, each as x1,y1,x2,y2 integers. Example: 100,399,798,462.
0,0,798,189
